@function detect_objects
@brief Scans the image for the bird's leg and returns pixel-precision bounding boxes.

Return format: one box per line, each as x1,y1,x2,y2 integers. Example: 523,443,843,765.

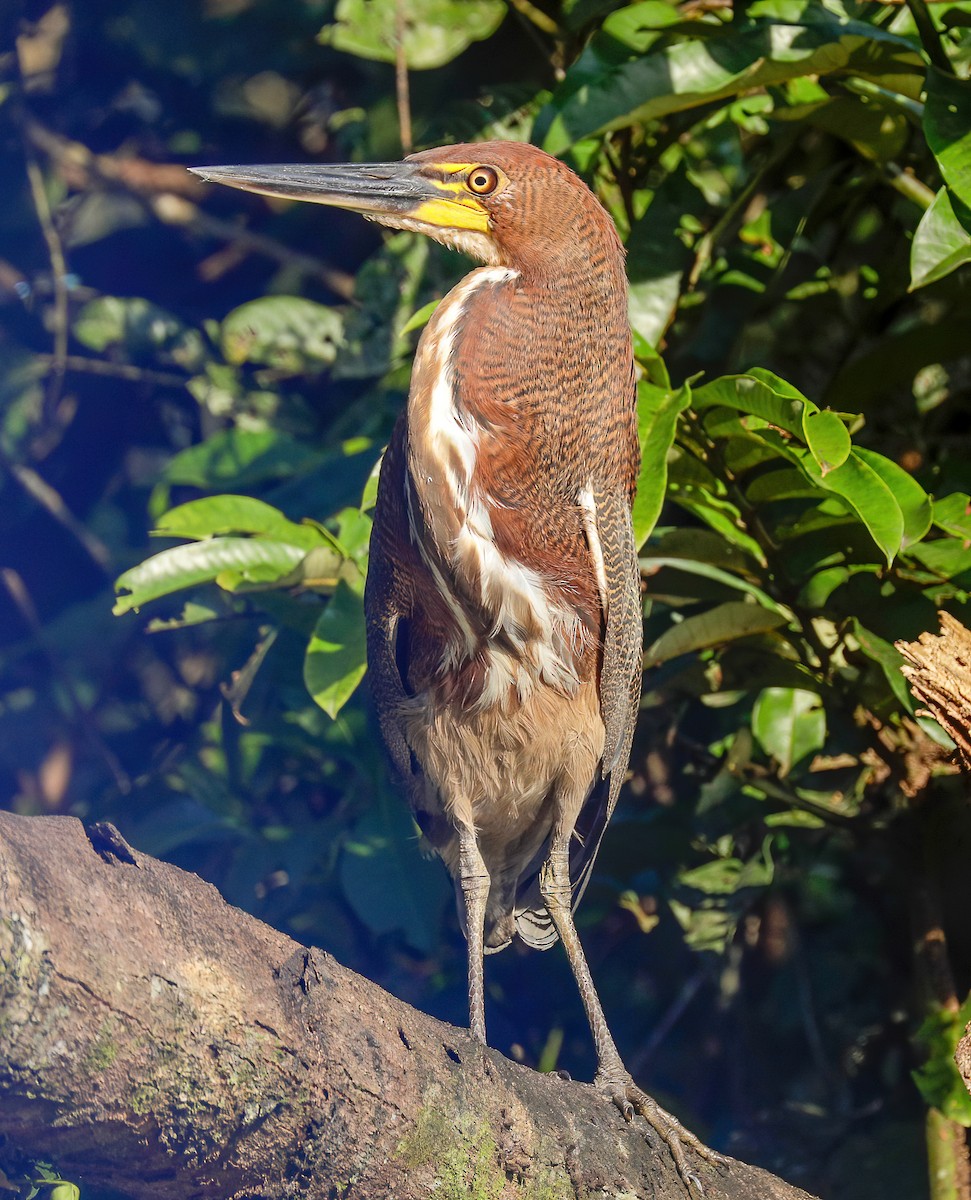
538,837,726,1195
458,824,490,1044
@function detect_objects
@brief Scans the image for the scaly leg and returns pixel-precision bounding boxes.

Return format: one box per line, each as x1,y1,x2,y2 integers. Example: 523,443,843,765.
459,824,491,1044
539,837,726,1196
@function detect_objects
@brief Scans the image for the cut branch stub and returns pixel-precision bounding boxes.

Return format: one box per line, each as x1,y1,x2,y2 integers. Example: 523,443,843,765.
896,611,971,772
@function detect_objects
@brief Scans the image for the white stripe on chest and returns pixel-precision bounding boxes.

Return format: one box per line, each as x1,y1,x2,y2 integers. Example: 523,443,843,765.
408,266,591,709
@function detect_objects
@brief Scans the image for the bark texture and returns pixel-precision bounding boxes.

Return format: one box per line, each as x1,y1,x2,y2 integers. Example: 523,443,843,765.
897,611,971,772
897,612,971,1103
0,810,817,1200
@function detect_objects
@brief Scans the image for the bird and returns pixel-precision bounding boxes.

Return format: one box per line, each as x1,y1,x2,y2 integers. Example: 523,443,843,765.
191,142,721,1189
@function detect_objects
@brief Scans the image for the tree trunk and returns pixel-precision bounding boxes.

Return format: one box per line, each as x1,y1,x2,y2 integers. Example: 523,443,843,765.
0,810,816,1200
897,612,971,1102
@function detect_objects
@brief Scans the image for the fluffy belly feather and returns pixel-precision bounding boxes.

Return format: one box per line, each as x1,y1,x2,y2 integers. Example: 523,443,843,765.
401,676,604,888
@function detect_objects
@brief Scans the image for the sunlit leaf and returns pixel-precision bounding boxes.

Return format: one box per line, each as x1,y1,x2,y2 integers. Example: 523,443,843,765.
113,539,306,614
640,556,786,614
692,373,811,436
644,601,788,666
802,409,850,475
793,449,904,566
746,467,820,502
932,491,971,541
400,298,441,335
852,448,932,549
319,0,505,70
752,686,826,775
303,580,367,718
540,11,921,153
910,187,971,291
154,495,326,550
849,619,914,714
73,295,196,363
161,428,324,488
221,296,344,371
924,66,971,211
633,381,691,548
678,840,774,895
913,994,971,1127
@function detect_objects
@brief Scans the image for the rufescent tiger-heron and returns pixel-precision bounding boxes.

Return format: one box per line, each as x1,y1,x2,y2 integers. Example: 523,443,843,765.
191,142,723,1188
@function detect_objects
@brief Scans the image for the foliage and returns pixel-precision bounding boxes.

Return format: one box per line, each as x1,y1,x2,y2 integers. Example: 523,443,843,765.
2,1,971,1197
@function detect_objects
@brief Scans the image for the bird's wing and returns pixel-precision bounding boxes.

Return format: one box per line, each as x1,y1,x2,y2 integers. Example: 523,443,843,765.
364,418,418,784
515,484,642,947
569,483,642,898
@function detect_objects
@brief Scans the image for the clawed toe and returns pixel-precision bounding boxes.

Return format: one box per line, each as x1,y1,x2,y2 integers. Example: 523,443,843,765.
596,1074,727,1197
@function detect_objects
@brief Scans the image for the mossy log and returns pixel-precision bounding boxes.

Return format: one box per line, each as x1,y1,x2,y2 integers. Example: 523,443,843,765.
0,810,817,1200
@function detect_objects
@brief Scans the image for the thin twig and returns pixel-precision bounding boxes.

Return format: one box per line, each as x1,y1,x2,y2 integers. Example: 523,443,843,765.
394,0,413,155
885,161,937,211
0,449,112,572
36,353,188,389
24,152,69,416
507,0,560,36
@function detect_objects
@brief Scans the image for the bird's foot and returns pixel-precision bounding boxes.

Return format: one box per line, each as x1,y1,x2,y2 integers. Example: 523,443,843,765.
594,1070,727,1197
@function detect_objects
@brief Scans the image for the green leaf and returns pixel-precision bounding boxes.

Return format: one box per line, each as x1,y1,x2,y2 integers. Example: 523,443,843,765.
910,187,971,291
912,994,971,1127
668,898,737,954
113,539,306,613
154,495,326,550
303,580,368,718
633,381,691,549
221,296,344,370
340,783,449,954
644,601,788,666
319,0,505,70
400,298,441,335
746,467,820,502
640,557,787,614
924,67,971,211
73,295,190,357
802,409,850,475
626,165,697,346
540,13,922,153
162,428,324,489
146,600,224,632
793,448,904,566
932,491,971,541
849,619,914,714
668,480,768,565
908,538,971,579
751,687,826,776
678,840,774,895
852,448,932,549
692,373,812,436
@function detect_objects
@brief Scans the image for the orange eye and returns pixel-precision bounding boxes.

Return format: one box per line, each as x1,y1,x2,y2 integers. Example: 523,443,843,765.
467,166,499,195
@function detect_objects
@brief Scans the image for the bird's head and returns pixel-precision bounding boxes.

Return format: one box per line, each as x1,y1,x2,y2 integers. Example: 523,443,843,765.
190,141,621,277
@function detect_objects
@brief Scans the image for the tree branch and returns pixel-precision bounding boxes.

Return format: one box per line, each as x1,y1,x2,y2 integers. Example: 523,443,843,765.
0,811,816,1200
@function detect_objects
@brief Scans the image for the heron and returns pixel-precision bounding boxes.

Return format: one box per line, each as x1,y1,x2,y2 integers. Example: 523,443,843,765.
191,141,721,1189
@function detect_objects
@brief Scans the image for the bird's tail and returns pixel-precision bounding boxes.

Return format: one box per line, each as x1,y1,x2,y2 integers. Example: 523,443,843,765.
514,903,559,950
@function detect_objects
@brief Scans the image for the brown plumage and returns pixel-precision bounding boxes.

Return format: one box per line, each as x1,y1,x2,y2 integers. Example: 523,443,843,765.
191,142,722,1191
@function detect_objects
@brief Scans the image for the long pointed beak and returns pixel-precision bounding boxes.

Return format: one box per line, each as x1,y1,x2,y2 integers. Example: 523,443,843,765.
189,161,440,217
188,160,493,238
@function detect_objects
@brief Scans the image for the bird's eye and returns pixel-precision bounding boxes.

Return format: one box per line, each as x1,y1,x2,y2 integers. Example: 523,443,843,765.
467,166,499,195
